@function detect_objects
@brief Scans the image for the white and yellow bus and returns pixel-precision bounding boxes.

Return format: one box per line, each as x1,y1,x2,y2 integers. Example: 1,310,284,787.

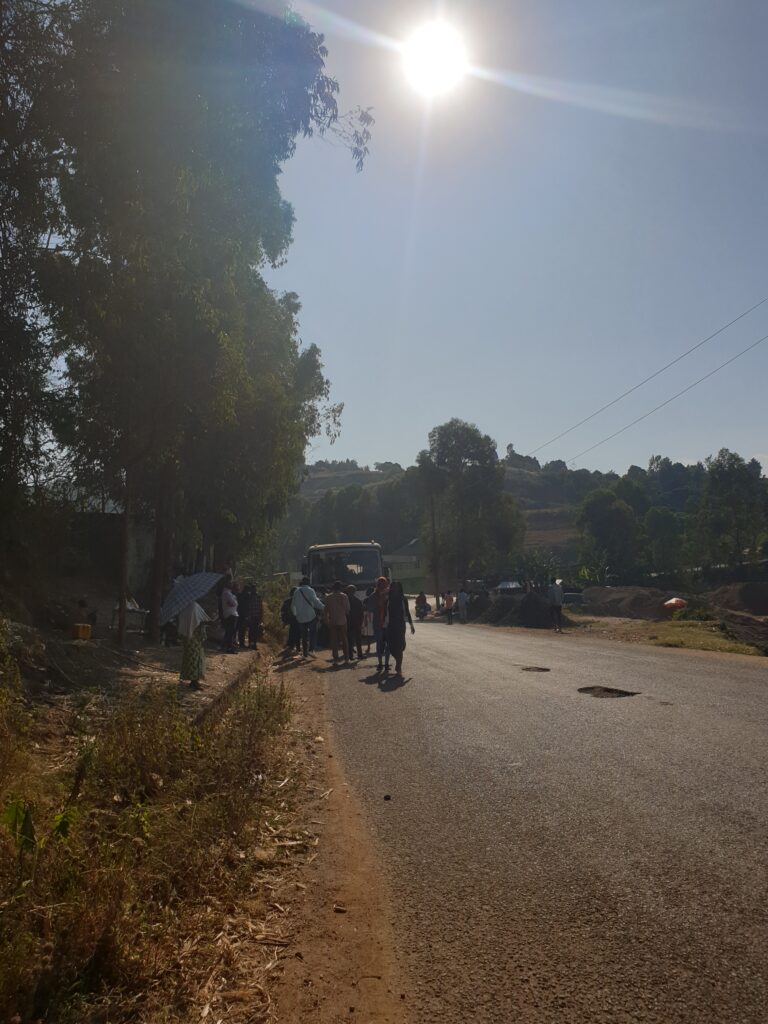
302,542,385,598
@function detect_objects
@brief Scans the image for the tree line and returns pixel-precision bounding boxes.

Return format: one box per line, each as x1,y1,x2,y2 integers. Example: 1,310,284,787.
278,434,768,588
577,449,767,582
277,419,527,589
1,0,371,639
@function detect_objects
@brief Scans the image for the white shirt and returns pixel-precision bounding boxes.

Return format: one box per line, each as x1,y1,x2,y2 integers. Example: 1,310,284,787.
221,587,238,618
292,584,325,624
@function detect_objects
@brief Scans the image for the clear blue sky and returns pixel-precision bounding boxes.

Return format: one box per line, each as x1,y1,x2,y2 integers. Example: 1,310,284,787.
267,0,768,473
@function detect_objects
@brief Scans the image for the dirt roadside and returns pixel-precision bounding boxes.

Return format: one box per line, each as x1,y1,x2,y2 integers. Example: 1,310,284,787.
272,659,409,1024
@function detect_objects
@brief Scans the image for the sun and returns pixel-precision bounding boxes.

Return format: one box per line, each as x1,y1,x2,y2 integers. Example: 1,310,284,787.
402,21,468,98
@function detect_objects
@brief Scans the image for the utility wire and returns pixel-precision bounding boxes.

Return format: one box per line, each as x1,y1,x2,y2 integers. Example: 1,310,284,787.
526,293,768,457
565,331,768,466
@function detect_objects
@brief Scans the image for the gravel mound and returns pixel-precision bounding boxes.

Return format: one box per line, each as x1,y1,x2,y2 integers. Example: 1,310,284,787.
706,583,768,617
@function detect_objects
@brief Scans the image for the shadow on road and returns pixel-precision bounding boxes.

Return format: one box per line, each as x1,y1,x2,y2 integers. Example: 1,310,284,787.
378,675,410,692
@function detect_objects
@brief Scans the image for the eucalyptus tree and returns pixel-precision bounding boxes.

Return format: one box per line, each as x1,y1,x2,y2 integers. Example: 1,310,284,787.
40,0,362,639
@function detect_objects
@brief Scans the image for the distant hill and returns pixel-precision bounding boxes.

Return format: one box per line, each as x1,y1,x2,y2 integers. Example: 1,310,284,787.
296,458,609,560
299,460,402,500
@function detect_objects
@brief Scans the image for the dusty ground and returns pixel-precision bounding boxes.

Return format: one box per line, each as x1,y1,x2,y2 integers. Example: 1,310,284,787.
271,654,408,1024
14,630,263,777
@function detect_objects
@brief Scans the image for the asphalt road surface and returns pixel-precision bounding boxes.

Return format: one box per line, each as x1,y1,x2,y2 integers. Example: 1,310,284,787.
324,622,768,1023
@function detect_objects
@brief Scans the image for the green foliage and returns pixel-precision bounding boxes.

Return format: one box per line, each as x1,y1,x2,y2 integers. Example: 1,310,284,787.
695,449,764,569
1,1,371,625
644,506,683,571
577,489,644,579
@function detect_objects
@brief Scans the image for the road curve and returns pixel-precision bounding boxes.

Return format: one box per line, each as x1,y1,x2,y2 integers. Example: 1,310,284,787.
321,622,768,1023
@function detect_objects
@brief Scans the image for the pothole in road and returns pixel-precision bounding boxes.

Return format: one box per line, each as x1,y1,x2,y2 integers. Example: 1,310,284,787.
578,685,639,699
521,666,550,673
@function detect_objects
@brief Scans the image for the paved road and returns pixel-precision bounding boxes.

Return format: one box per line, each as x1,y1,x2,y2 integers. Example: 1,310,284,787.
323,623,768,1023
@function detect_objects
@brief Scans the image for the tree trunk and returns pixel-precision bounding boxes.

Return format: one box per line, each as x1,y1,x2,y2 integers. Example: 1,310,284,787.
429,490,440,604
117,470,132,648
147,474,178,643
147,490,167,644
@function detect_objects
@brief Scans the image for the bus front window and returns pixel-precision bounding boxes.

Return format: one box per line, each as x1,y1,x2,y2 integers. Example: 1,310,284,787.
309,549,381,588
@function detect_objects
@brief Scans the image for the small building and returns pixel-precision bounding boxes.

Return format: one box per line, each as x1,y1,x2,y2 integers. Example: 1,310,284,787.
385,538,427,594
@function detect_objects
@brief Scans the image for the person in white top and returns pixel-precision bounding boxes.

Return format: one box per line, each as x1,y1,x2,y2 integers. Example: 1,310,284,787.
291,577,325,657
220,582,239,652
548,577,564,633
457,586,470,623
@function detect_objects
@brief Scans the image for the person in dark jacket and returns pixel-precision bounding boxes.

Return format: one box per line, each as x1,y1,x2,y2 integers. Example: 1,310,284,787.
386,580,415,676
281,588,301,654
346,585,364,660
236,583,252,649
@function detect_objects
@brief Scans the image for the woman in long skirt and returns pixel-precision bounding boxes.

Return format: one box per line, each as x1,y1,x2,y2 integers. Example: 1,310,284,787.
385,581,415,677
178,601,209,689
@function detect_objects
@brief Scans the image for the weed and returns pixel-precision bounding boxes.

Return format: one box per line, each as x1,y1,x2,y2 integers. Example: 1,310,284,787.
0,671,290,1021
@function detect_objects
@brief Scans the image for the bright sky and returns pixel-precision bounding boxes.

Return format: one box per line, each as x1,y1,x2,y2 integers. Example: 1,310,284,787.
267,0,768,473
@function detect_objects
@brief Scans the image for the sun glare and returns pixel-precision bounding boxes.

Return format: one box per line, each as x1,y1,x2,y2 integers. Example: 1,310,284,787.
402,21,468,98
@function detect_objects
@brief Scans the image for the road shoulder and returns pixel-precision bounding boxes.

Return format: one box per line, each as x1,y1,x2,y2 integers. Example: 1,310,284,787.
271,659,408,1023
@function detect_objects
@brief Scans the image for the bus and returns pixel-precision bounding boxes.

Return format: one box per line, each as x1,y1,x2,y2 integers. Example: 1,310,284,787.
302,542,385,598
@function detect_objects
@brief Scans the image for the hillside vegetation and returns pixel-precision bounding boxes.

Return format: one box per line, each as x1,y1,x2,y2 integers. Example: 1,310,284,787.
280,436,768,588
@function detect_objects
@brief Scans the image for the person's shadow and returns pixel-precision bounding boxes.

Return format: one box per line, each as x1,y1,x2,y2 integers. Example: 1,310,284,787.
378,675,410,692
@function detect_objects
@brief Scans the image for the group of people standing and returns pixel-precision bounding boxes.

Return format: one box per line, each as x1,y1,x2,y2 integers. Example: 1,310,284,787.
415,586,470,624
284,576,415,676
218,578,264,653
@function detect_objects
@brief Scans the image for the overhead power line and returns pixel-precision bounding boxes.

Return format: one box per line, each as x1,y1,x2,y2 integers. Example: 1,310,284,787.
565,331,768,466
526,293,768,457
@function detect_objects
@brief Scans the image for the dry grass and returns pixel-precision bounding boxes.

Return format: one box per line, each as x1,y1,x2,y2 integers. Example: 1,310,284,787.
569,610,761,656
0,636,293,1023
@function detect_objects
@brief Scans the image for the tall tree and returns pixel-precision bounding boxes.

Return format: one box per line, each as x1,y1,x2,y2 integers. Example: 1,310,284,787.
0,1,71,557
696,449,764,569
420,419,524,583
577,489,643,580
39,0,355,639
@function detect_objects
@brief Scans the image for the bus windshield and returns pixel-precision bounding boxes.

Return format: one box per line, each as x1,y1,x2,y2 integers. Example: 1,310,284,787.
308,547,382,589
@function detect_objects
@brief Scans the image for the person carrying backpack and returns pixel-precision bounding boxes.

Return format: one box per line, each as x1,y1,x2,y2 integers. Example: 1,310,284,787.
291,577,325,658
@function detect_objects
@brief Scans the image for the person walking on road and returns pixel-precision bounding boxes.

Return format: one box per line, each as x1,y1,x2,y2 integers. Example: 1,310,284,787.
386,581,415,676
457,586,469,623
324,581,351,664
372,576,391,671
291,577,325,657
220,580,239,652
548,577,564,633
346,584,364,660
444,590,455,625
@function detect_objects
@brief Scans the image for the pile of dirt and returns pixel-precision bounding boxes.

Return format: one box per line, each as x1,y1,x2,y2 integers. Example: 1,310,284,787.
474,592,564,630
706,582,768,617
475,595,518,625
580,586,687,621
718,610,768,655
